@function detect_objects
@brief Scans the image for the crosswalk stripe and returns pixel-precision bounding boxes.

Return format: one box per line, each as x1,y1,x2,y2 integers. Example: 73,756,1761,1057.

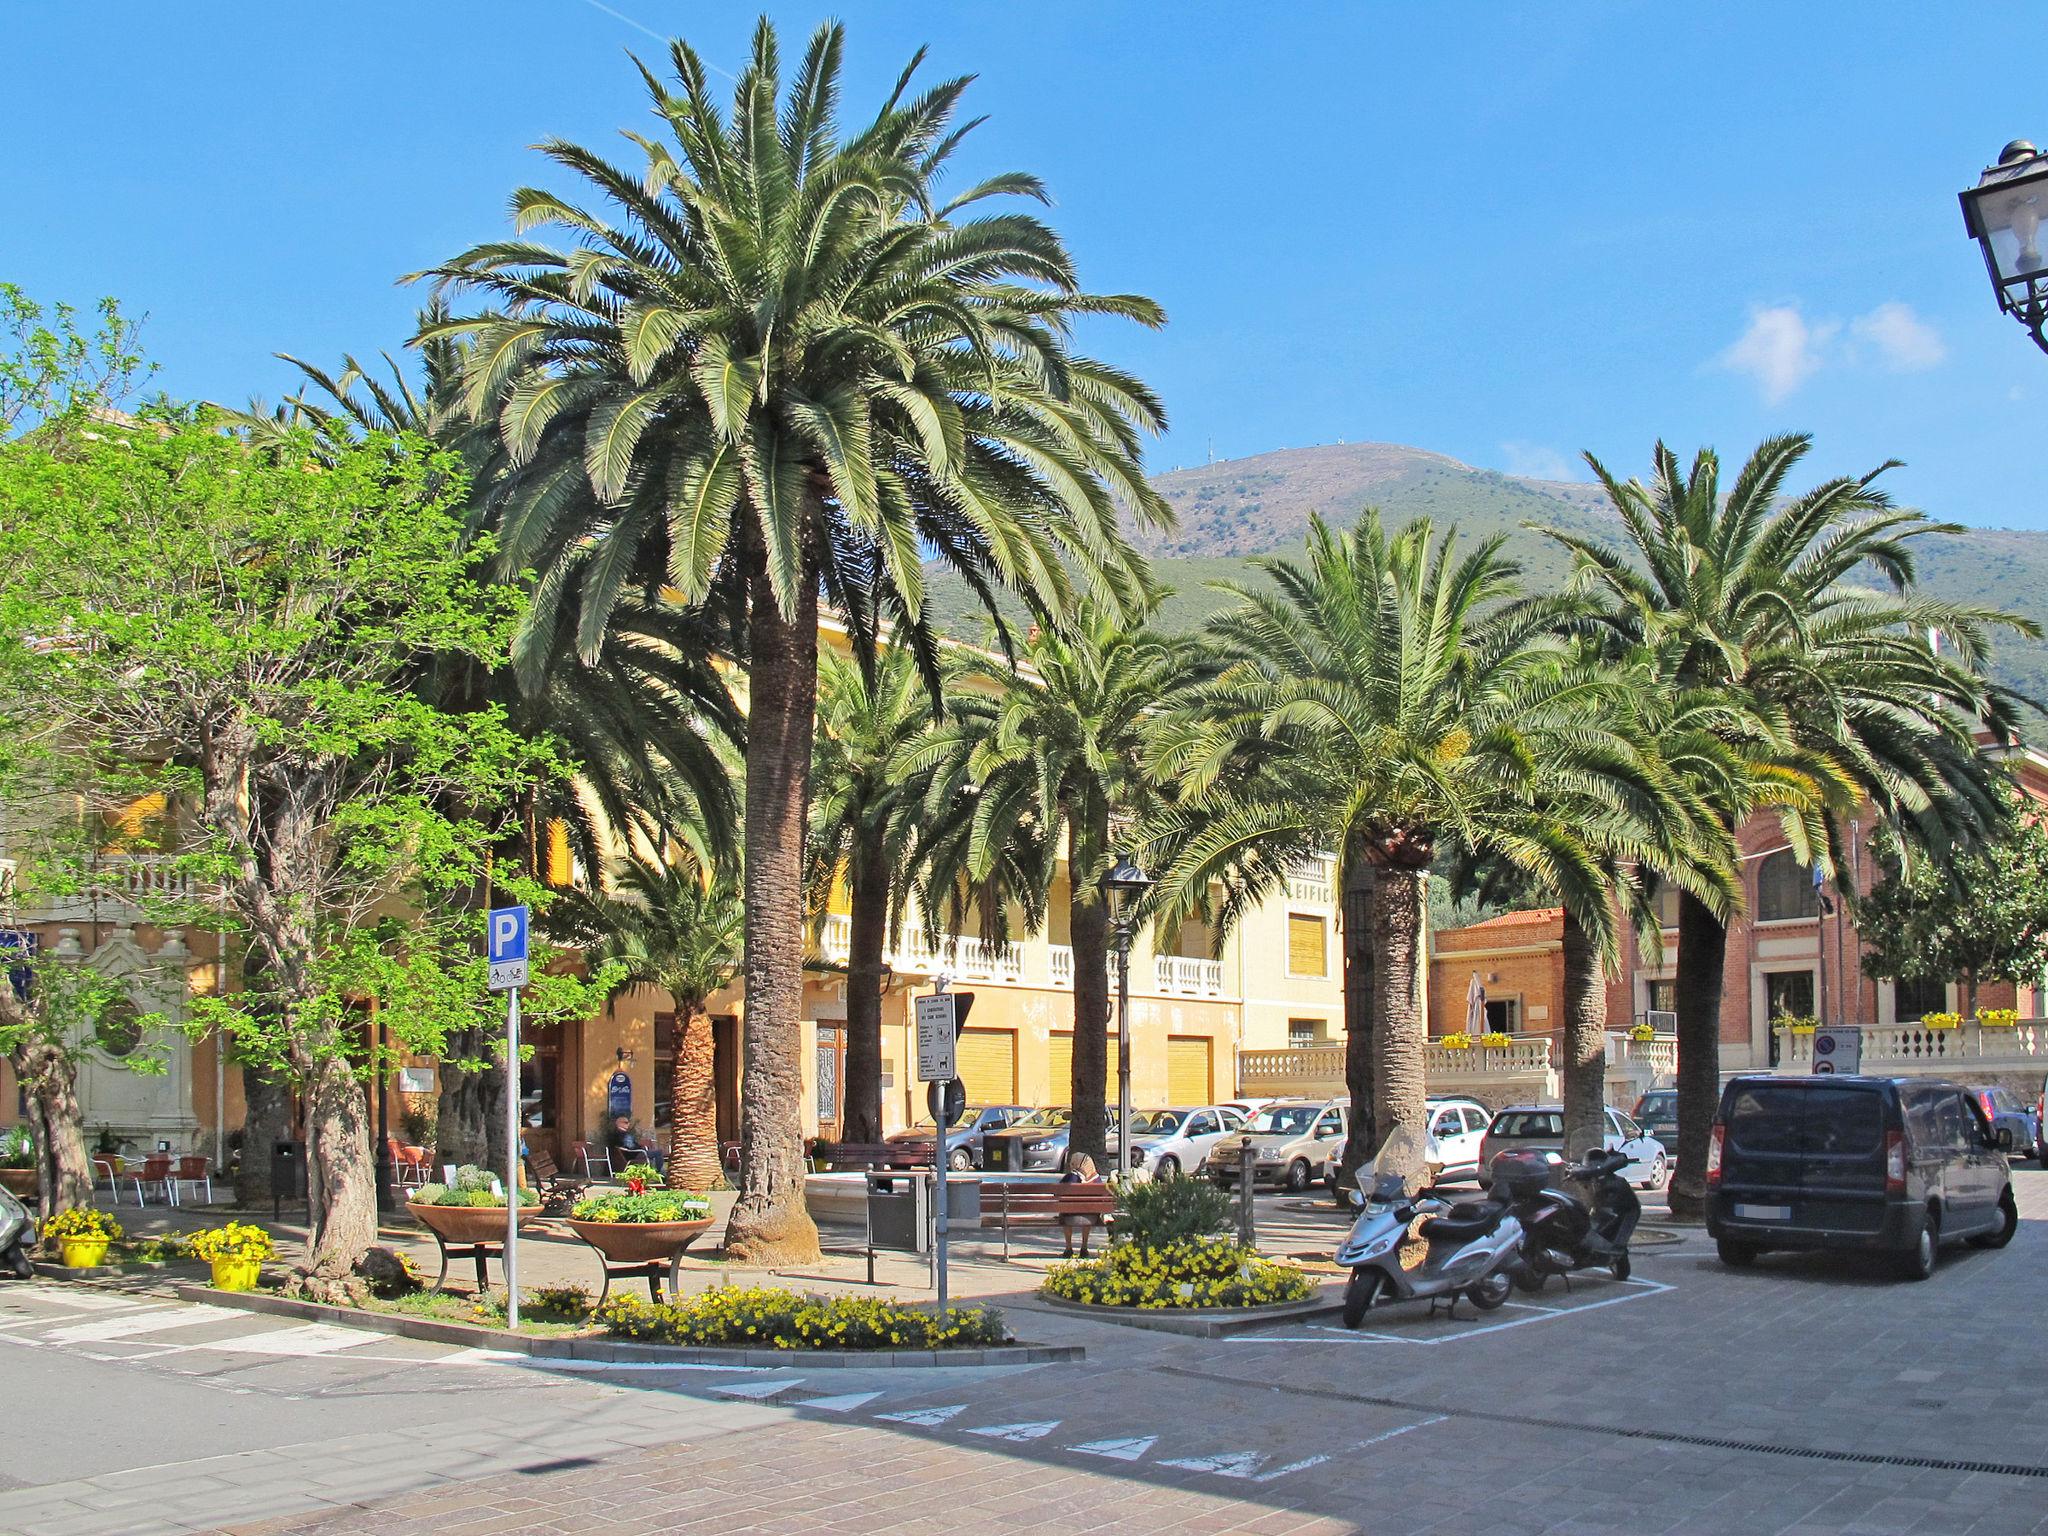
797,1391,882,1413
966,1420,1059,1442
712,1377,807,1399
164,1323,382,1357
876,1404,965,1426
44,1305,244,1344
1071,1436,1156,1462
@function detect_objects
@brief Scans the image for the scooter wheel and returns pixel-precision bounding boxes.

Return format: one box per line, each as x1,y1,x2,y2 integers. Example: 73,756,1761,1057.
1341,1269,1383,1329
1611,1252,1631,1282
5,1249,29,1280
1512,1269,1547,1295
1466,1271,1512,1311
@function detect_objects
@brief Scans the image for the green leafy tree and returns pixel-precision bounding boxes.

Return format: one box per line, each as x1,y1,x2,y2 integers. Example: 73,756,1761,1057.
1552,435,2034,1218
0,282,153,439
424,21,1170,1260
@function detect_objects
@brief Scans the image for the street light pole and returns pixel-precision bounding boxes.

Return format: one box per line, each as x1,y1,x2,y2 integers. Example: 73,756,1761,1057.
1960,139,2048,355
1101,853,1152,1179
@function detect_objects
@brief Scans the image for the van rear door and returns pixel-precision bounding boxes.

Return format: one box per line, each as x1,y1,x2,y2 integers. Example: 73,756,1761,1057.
1721,1080,1887,1234
1720,1082,1808,1223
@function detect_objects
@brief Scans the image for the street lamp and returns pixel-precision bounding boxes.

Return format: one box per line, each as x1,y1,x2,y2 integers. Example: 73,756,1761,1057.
1103,853,1152,1179
1960,139,2048,354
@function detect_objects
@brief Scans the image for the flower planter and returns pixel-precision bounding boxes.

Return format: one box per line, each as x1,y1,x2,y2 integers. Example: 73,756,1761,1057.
59,1236,110,1269
566,1216,714,1304
0,1168,37,1199
209,1255,262,1292
409,1201,526,1244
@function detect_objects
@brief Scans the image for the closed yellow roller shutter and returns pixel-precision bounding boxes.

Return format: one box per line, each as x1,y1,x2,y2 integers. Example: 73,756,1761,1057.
1047,1031,1073,1105
956,1028,1016,1104
1167,1036,1212,1105
1288,913,1328,976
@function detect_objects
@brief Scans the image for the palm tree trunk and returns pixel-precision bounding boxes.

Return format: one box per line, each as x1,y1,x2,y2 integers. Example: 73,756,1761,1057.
723,526,823,1265
839,850,889,1145
1560,906,1607,1167
1067,801,1111,1166
1339,841,1378,1179
1668,888,1727,1222
667,999,720,1190
1370,860,1430,1185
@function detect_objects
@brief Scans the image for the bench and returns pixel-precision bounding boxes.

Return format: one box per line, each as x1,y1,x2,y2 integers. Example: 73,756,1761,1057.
525,1148,590,1216
818,1142,930,1174
980,1182,1118,1259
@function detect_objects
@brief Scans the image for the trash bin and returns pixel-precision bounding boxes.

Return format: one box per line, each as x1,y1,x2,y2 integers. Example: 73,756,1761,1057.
271,1139,306,1219
866,1173,925,1254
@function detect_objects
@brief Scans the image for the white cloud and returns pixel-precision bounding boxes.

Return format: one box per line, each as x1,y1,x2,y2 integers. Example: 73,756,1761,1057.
1499,441,1583,482
1717,305,1836,404
1850,301,1947,372
1715,301,1945,403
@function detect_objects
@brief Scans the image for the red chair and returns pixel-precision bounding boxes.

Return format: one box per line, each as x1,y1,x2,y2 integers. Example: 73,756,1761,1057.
169,1155,213,1205
124,1154,173,1206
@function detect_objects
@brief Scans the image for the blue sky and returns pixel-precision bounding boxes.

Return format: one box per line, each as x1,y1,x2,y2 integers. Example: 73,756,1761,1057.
6,3,2043,525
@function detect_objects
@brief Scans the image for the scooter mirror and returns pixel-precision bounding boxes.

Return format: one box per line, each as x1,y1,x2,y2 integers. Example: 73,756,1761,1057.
1347,1187,1366,1209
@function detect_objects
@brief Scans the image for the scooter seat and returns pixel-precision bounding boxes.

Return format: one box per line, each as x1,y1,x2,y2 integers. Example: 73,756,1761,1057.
1418,1204,1504,1241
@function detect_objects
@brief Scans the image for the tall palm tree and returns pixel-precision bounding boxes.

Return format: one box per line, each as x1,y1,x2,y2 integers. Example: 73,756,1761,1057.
546,857,743,1191
807,641,936,1143
423,22,1169,1261
1551,434,2034,1219
910,609,1212,1162
1148,514,1625,1181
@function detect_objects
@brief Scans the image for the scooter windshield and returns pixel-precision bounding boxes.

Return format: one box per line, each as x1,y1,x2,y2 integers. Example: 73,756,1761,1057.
1361,1125,1429,1203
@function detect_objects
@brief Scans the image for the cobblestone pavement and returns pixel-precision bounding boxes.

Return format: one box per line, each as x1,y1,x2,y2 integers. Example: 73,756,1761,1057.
1,1170,2043,1535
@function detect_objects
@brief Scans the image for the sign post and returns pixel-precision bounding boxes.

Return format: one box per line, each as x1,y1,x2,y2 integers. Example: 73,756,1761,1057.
914,987,958,1314
486,904,529,1329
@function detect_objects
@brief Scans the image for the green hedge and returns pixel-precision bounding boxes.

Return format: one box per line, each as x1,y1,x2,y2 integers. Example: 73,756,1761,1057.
1040,1239,1314,1309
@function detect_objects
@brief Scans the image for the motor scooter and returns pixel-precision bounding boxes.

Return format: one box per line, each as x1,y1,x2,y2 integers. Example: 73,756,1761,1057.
0,1181,37,1279
1495,1144,1639,1289
1335,1126,1525,1327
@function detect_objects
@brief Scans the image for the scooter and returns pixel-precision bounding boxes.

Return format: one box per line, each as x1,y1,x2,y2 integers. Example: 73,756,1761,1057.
1335,1126,1526,1327
0,1182,37,1279
1495,1144,1640,1289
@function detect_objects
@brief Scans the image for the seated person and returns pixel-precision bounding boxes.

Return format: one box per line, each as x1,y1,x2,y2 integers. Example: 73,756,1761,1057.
607,1114,665,1176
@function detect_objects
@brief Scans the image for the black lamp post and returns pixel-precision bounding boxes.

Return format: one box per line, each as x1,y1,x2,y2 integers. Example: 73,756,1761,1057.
1960,139,2048,355
1103,853,1152,1178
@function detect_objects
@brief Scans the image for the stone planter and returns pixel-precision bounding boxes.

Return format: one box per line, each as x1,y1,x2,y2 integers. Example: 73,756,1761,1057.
0,1168,37,1199
566,1216,713,1304
409,1200,526,1244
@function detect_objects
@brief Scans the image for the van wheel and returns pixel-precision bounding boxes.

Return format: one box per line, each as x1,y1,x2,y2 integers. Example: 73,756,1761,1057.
1969,1191,2018,1250
1341,1269,1383,1329
1285,1159,1311,1192
1898,1212,1939,1280
1716,1238,1759,1268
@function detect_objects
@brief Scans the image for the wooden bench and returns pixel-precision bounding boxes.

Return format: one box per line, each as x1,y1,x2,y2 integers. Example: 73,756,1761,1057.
525,1148,591,1216
980,1182,1118,1259
818,1142,930,1174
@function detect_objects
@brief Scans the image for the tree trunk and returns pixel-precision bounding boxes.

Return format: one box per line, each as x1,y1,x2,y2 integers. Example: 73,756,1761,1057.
434,1041,489,1167
1668,889,1728,1222
236,1067,293,1206
1067,806,1112,1167
302,1042,378,1277
11,1040,92,1224
1370,861,1430,1187
1560,906,1607,1168
667,999,720,1191
723,527,823,1265
1339,843,1378,1180
839,850,889,1145
481,1057,509,1174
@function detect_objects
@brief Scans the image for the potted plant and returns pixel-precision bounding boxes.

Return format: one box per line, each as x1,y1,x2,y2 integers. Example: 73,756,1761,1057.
1921,1011,1962,1032
188,1220,276,1292
1976,1007,2020,1029
407,1164,537,1243
1439,1032,1472,1052
567,1174,714,1283
1629,1022,1657,1043
1478,1031,1513,1049
1781,1015,1819,1036
42,1206,122,1269
0,1126,36,1198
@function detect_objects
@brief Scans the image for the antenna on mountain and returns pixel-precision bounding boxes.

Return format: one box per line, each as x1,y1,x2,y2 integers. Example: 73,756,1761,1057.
1207,438,1215,465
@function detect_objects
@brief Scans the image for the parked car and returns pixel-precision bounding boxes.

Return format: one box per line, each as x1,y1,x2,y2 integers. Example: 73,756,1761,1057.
979,1108,1121,1173
1706,1074,2019,1279
1207,1099,1347,1191
1967,1085,2040,1173
1320,1097,1491,1192
886,1105,1032,1170
1477,1105,1668,1190
2037,1074,2048,1168
1128,1106,1248,1178
1633,1089,1679,1150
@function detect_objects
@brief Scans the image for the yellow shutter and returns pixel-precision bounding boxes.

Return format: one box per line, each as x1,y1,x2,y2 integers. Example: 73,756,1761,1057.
1288,913,1328,976
956,1028,1016,1104
1046,1031,1073,1105
545,819,573,887
1167,1036,1212,1106
102,791,167,852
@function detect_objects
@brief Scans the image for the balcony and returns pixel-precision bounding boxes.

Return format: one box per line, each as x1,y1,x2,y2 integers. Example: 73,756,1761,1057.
1774,1020,2048,1076
1048,944,1073,988
816,914,1025,984
1237,1036,1559,1100
3,854,199,920
1155,954,1226,998
1286,856,1335,906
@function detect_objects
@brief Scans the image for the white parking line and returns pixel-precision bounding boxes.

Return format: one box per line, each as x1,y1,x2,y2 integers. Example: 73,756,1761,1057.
1227,1277,1674,1347
1356,1415,1448,1446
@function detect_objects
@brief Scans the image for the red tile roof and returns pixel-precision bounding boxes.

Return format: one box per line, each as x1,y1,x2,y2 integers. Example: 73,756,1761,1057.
1444,906,1562,933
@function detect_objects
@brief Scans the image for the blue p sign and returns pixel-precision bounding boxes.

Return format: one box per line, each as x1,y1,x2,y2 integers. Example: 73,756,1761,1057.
487,905,529,991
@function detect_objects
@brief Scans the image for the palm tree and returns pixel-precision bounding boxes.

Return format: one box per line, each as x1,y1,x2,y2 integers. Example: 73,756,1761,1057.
1148,514,1624,1182
547,857,743,1190
910,609,1211,1162
423,22,1169,1261
1551,435,2034,1218
808,641,935,1143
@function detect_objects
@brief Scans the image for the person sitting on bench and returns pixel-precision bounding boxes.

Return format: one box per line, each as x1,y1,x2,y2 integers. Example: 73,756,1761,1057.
1060,1151,1103,1258
608,1115,664,1177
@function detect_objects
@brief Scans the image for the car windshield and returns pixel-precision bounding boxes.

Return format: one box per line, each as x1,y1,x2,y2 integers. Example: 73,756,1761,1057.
1639,1095,1675,1116
1249,1105,1320,1135
1012,1109,1066,1128
1491,1111,1563,1138
1129,1111,1183,1135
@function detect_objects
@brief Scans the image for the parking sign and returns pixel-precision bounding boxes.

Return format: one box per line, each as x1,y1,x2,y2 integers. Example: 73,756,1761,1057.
487,905,529,991
1810,1025,1861,1076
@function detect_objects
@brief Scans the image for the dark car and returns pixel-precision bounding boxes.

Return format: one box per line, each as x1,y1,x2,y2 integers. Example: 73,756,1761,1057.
1633,1089,1679,1150
979,1108,1120,1173
1707,1075,2019,1279
886,1105,1031,1171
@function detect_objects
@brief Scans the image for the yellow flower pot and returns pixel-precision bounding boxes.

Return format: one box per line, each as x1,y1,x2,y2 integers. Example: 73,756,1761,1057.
59,1236,110,1269
209,1255,262,1292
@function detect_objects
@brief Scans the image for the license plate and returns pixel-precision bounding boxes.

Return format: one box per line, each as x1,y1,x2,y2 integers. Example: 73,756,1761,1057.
1733,1203,1792,1221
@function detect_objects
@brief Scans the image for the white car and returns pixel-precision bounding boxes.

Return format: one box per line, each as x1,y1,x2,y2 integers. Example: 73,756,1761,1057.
1478,1104,1669,1191
1126,1106,1248,1178
1321,1096,1492,1191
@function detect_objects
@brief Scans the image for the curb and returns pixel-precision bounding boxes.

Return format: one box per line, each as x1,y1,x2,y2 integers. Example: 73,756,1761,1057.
170,1285,1082,1368
1037,1290,1343,1338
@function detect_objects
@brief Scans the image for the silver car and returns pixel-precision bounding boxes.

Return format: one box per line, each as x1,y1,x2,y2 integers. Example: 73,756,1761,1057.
1207,1099,1348,1191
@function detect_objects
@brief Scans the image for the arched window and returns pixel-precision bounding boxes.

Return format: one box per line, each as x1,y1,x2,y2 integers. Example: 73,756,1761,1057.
1756,849,1821,922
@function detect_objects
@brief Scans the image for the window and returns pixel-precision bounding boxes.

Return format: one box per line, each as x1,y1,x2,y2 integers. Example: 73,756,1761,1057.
1462,1107,1492,1134
1287,1018,1323,1048
1893,975,1949,1023
1287,914,1328,976
1756,849,1822,921
1610,1110,1641,1139
1766,970,1816,1022
1185,1112,1215,1137
1647,979,1677,1015
1483,998,1520,1033
1646,876,1682,929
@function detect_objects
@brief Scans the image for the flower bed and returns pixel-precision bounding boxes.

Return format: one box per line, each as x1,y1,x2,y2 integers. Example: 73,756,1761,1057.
571,1189,709,1223
1977,1008,2020,1028
1040,1238,1314,1310
595,1287,1009,1351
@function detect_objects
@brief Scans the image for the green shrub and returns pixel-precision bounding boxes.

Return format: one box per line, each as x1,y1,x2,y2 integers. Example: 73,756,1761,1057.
571,1190,709,1223
525,1283,594,1321
127,1233,193,1263
452,1165,499,1195
1040,1240,1314,1310
1113,1173,1234,1248
596,1286,1009,1350
0,1125,33,1169
411,1168,537,1208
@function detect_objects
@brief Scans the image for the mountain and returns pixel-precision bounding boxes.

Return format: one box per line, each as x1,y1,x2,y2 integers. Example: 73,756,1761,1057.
925,441,2048,705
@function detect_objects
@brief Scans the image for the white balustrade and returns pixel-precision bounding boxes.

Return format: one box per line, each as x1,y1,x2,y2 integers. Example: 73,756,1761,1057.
105,855,196,902
1286,855,1335,906
1153,954,1226,997
1775,1020,2048,1075
1048,945,1074,987
819,913,852,963
1236,1036,1557,1098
